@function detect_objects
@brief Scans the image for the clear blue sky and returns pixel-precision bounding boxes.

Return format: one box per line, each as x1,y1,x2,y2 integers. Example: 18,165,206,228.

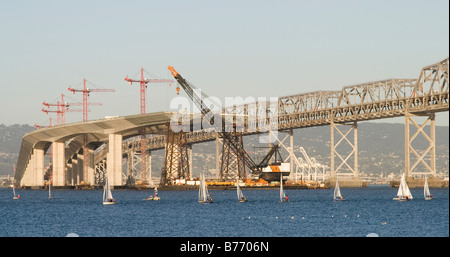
0,0,448,126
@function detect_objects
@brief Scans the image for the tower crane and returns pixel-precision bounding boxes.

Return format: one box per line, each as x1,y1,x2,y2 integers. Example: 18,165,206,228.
68,78,115,122
168,66,278,177
68,78,115,185
41,101,64,125
124,68,174,114
124,68,174,184
43,94,86,125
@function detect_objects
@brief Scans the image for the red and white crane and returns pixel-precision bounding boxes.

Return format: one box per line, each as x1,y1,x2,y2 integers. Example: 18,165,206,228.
67,79,115,185
43,94,86,125
124,68,174,114
124,68,173,184
68,78,115,122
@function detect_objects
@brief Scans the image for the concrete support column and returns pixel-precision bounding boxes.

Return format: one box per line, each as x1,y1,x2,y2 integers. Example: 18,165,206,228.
107,133,123,187
86,147,95,185
76,153,84,185
20,156,34,186
71,156,78,185
52,141,65,186
66,161,73,186
33,148,45,186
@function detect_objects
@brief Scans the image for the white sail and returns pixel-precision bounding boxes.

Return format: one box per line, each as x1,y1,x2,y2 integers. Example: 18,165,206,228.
48,183,53,199
236,180,246,201
403,175,413,199
396,174,405,197
12,165,19,200
198,174,211,203
203,176,209,201
103,178,115,204
198,175,202,201
280,176,287,202
198,174,204,202
334,178,343,200
396,173,413,200
424,176,431,199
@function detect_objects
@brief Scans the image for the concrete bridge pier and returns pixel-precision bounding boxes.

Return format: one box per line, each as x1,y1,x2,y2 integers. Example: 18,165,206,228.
20,148,45,187
86,147,95,185
52,141,65,187
70,155,79,185
107,133,123,187
19,149,43,187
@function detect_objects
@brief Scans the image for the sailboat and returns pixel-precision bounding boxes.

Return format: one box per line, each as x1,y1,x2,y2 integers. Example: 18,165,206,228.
333,177,344,201
198,173,213,203
48,182,54,199
280,176,289,203
12,183,20,200
424,176,433,200
236,180,247,202
12,165,20,200
103,178,116,205
144,187,161,201
393,173,413,201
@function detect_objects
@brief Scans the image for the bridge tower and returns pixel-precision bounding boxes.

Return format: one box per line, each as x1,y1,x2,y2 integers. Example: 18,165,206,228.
218,131,247,181
404,112,437,178
161,122,191,185
330,121,359,179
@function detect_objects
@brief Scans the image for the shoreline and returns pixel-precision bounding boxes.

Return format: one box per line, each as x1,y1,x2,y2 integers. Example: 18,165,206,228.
3,181,448,190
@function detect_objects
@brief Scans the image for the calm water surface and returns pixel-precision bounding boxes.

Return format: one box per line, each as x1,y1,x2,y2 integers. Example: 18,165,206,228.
0,185,448,237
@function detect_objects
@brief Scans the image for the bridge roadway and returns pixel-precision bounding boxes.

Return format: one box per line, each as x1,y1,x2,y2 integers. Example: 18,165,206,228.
15,57,449,187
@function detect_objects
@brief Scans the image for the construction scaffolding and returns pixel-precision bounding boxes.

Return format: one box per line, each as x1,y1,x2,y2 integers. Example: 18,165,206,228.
161,124,191,185
218,132,247,181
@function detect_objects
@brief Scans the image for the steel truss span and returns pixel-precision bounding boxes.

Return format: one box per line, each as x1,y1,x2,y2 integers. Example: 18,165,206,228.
122,57,448,150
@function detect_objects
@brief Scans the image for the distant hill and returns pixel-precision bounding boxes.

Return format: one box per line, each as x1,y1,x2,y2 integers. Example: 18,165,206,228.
158,122,449,179
0,123,448,178
0,124,35,175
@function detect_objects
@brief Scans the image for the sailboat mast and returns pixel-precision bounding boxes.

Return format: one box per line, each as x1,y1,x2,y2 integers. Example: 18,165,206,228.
280,176,284,200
